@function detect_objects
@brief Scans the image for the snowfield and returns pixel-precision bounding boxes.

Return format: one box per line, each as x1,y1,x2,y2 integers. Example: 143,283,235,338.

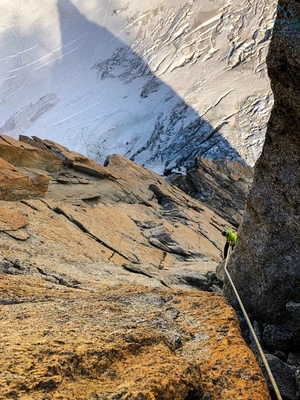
0,0,277,174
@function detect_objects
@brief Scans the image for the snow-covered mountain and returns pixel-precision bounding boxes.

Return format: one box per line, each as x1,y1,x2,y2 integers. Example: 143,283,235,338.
0,0,277,174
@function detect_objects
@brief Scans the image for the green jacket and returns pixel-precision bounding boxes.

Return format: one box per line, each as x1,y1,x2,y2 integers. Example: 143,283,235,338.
226,230,237,245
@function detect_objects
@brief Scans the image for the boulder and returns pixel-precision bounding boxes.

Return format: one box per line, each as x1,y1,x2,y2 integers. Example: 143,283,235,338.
263,355,297,400
263,324,295,353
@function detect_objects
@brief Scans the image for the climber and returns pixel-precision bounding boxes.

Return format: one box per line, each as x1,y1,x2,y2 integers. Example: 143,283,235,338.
222,230,237,259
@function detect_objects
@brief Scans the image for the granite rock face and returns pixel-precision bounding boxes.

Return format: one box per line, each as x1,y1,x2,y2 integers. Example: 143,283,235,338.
0,157,50,201
224,0,300,344
0,135,62,172
0,135,271,399
169,157,254,228
0,278,271,400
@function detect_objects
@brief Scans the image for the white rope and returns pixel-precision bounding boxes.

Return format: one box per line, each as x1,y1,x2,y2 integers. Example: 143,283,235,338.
224,252,283,400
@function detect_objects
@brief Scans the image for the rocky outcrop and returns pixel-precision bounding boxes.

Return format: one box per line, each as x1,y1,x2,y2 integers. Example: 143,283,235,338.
0,135,271,399
0,134,62,172
0,157,50,201
0,134,235,288
169,157,254,228
223,0,300,397
224,0,300,340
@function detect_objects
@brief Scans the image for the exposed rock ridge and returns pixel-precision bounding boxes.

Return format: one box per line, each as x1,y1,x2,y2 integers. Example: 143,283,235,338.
0,135,271,399
169,157,254,228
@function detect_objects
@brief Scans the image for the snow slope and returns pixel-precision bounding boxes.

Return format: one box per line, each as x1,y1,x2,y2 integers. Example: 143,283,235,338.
0,0,277,174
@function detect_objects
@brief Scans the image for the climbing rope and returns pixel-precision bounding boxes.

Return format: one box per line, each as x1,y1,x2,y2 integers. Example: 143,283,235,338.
224,252,283,400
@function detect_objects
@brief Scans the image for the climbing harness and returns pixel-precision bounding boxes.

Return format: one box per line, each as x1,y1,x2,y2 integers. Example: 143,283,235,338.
224,252,283,400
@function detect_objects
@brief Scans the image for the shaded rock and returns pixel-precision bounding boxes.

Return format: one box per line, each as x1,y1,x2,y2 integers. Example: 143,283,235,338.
272,350,288,362
215,259,226,282
287,352,300,367
177,272,210,291
287,302,300,322
253,320,264,346
223,0,300,344
122,263,173,288
149,222,198,257
263,354,297,400
1,259,26,275
296,367,300,394
169,157,254,227
263,324,295,353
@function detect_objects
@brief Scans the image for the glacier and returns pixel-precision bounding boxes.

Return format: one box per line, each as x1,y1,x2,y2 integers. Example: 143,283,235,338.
0,0,277,174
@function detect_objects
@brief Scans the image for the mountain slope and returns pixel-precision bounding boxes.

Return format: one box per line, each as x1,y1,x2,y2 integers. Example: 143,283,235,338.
0,0,277,173
0,135,271,399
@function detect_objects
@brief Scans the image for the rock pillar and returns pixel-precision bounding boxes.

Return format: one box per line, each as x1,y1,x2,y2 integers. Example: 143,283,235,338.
224,0,300,342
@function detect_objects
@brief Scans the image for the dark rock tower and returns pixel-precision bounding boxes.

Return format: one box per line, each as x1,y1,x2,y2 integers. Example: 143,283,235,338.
224,0,300,343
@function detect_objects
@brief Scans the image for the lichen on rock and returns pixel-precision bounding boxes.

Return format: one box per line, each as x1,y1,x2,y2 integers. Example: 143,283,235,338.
0,134,271,399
